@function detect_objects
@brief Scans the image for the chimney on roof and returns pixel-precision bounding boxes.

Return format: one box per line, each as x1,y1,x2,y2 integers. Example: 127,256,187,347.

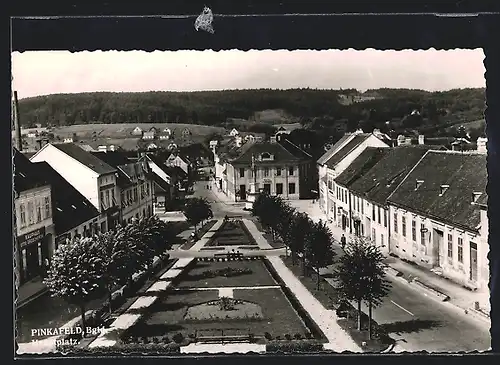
472,192,483,204
439,184,450,196
418,135,425,145
477,137,487,154
415,179,424,190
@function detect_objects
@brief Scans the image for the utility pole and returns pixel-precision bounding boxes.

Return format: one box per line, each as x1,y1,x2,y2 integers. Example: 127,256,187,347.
12,90,22,151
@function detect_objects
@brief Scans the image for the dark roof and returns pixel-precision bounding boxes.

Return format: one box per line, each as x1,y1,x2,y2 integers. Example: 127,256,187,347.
279,139,313,160
335,147,390,187
91,151,132,167
33,162,99,235
349,146,432,206
317,134,352,165
52,143,116,175
387,151,487,231
151,172,171,192
13,149,50,194
22,152,36,159
230,141,304,165
326,134,372,169
164,166,188,179
476,193,488,209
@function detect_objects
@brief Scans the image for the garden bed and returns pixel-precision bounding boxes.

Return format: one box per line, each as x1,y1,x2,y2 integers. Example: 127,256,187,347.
176,259,277,288
205,220,256,247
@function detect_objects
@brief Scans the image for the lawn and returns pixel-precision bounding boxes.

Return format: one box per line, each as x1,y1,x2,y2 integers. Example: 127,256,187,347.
176,259,277,288
123,286,309,341
205,220,256,247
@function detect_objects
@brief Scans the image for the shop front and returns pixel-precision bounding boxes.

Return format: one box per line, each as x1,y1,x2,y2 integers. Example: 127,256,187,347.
17,227,50,284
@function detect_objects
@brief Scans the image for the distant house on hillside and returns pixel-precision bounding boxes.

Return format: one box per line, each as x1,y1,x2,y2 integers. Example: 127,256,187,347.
149,127,159,134
167,143,178,151
132,127,143,136
147,143,158,150
63,137,74,143
181,128,192,138
159,132,170,140
142,129,156,140
163,127,172,135
229,128,239,137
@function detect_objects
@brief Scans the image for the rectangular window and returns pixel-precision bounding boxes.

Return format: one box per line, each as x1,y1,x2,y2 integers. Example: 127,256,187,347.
36,200,42,223
288,182,296,194
447,234,453,259
105,190,110,207
289,166,294,176
421,224,426,245
412,220,416,241
239,168,245,178
276,183,283,195
394,212,398,233
121,192,125,206
263,184,271,194
264,168,270,177
372,228,376,243
458,237,464,263
361,200,364,215
327,180,332,190
44,197,51,219
111,189,115,205
20,203,26,226
384,210,387,227
27,201,34,224
378,207,381,224
372,204,375,220
134,188,138,201
402,216,407,237
276,167,282,176
381,234,384,246
357,197,360,212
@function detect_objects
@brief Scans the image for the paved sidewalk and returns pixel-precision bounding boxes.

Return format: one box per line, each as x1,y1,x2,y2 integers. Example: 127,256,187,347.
289,200,490,315
189,219,224,251
243,219,362,353
17,277,48,309
209,180,243,206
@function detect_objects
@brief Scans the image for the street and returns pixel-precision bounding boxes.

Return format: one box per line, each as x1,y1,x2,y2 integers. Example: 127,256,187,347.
192,183,491,352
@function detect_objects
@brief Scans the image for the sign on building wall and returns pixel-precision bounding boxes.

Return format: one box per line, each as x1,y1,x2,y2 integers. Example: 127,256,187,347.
18,227,46,249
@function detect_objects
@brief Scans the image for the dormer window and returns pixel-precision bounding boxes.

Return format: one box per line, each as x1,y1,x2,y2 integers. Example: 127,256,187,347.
415,179,424,190
261,152,272,160
439,184,450,196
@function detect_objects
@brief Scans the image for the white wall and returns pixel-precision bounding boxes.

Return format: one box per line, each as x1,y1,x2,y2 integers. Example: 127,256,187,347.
389,204,484,290
30,145,100,210
324,134,389,220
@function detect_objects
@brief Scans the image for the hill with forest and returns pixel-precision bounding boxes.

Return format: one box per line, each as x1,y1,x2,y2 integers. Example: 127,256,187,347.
17,88,485,137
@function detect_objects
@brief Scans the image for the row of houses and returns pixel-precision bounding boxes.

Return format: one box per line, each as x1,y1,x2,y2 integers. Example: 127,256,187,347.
212,131,316,202
14,143,191,295
131,126,192,140
317,130,489,300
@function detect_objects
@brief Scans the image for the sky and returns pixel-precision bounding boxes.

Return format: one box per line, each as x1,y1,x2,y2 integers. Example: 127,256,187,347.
11,49,486,99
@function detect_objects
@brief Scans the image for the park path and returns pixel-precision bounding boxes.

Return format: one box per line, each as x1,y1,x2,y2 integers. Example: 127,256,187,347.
242,219,363,353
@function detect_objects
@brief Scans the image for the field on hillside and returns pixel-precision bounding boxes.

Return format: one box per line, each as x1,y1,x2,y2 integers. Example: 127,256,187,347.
51,123,226,138
254,109,299,124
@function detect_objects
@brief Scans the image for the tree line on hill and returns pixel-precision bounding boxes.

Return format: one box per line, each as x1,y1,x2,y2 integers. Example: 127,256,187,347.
18,89,485,139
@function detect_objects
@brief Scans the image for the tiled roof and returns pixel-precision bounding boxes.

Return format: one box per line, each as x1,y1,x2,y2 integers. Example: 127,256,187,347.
335,147,390,187
279,139,313,159
348,146,432,206
317,134,353,165
91,151,135,188
13,149,50,194
230,141,304,165
33,162,99,235
52,143,116,175
387,151,487,231
326,134,372,169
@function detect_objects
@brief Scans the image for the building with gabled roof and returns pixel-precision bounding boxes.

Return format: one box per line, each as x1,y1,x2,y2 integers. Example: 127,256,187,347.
29,143,120,231
92,151,154,223
220,139,311,201
387,150,487,290
33,161,100,245
337,146,433,252
13,149,56,289
316,130,390,219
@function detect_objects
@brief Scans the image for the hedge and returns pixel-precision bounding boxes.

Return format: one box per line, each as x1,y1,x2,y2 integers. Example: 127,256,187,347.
56,343,182,355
